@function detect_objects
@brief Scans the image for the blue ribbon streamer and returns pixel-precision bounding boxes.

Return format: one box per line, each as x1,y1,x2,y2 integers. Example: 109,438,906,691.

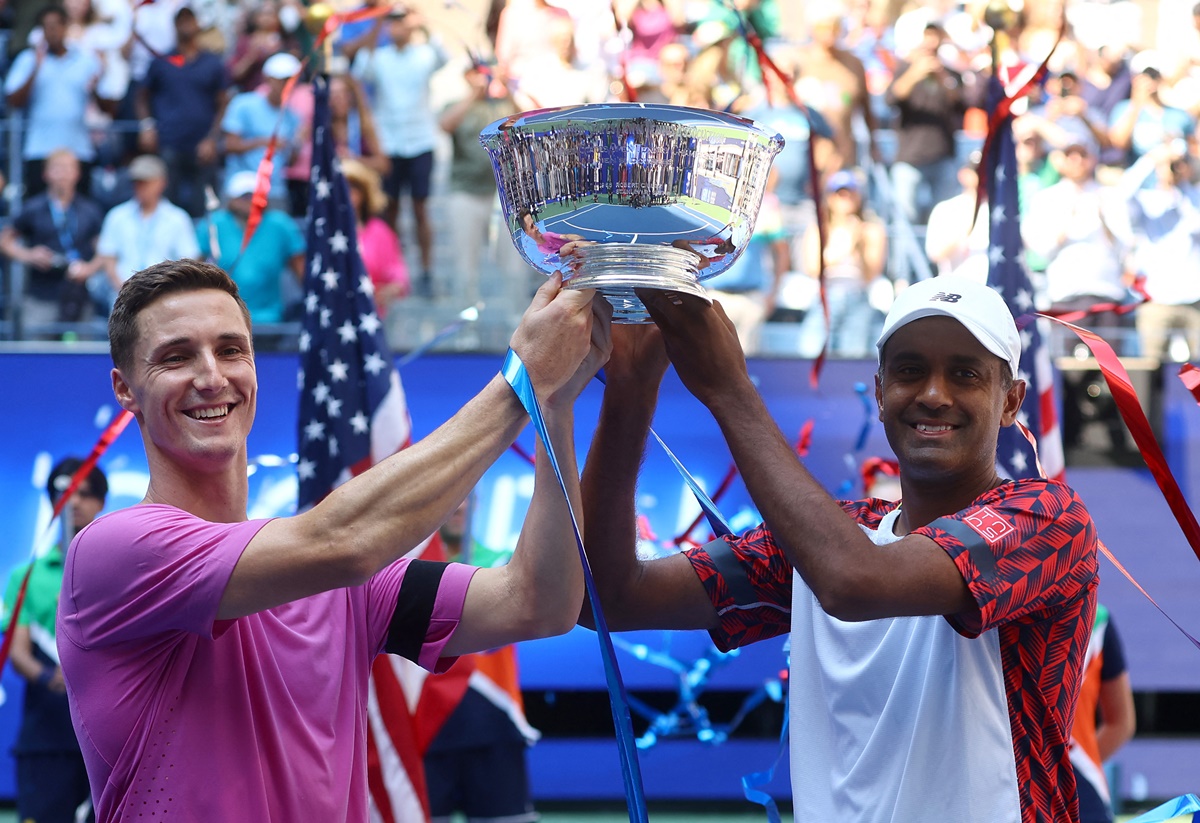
740,709,790,823
502,350,649,822
1125,794,1200,823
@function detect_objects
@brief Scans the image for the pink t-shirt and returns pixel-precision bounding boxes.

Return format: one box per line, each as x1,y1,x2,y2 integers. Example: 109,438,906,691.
57,504,476,823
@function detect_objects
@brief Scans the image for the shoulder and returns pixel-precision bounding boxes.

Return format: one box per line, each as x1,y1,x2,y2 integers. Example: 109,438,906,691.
921,478,1096,558
18,192,51,215
75,195,104,219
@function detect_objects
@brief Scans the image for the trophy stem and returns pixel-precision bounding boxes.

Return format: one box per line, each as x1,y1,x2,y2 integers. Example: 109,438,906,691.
564,244,710,323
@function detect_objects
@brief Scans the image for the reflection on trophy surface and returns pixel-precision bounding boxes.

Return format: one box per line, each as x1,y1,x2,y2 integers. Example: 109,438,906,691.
480,103,784,322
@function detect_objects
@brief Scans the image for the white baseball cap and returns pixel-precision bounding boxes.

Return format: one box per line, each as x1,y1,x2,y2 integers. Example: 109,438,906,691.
262,52,302,81
876,275,1021,379
225,170,258,200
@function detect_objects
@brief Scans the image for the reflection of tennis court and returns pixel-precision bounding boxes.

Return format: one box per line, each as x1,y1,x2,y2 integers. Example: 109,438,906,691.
541,202,726,242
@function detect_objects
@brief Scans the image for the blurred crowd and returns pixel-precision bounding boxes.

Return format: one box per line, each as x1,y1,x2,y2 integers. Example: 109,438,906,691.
1,0,1199,365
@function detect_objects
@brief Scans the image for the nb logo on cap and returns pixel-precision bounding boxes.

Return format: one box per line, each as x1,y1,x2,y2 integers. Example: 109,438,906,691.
930,292,962,303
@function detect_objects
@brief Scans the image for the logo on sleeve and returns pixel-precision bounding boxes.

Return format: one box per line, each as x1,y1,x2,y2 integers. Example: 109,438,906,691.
963,506,1016,544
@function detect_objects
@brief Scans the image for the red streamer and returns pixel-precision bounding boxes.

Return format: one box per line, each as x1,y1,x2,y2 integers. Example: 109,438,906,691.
672,461,739,547
794,419,814,458
1043,315,1200,564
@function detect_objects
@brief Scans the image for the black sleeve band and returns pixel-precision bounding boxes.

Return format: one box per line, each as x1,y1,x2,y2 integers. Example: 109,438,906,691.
928,516,998,585
383,559,451,662
702,537,761,608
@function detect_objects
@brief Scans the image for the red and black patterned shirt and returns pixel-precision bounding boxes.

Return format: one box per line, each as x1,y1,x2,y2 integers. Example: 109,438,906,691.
685,478,1099,823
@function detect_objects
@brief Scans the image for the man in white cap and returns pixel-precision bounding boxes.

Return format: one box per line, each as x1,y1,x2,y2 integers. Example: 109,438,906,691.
195,169,304,327
221,51,301,206
578,275,1100,822
92,154,200,315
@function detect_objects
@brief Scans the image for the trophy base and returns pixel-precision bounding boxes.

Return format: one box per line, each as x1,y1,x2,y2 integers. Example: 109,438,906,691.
562,244,711,323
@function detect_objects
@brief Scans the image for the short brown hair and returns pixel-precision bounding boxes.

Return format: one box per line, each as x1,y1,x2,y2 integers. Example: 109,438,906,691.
109,260,252,372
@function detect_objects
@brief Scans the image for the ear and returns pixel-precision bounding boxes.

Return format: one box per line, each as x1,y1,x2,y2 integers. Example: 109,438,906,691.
112,367,141,417
874,372,884,421
1000,378,1027,427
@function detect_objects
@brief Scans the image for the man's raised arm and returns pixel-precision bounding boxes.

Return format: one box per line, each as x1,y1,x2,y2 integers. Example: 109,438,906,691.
578,324,719,633
220,275,598,619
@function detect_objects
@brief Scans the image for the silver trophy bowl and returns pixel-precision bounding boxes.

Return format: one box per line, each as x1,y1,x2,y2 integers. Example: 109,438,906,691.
480,103,785,322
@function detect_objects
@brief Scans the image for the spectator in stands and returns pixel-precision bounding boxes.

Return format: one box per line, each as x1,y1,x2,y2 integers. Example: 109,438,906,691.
352,5,449,298
734,53,835,242
1120,141,1200,362
1014,116,1060,296
1022,131,1132,345
425,495,541,823
924,152,989,282
1070,605,1136,823
493,0,573,87
797,169,887,358
227,0,295,93
0,148,104,336
137,6,230,219
1081,45,1132,145
4,5,113,199
796,2,878,170
886,22,974,225
91,155,201,315
619,0,684,79
329,73,389,177
196,170,305,327
128,0,184,86
342,158,410,319
222,51,302,209
285,72,386,216
509,11,604,109
27,0,133,117
704,183,789,356
1037,70,1111,167
1109,53,1195,168
4,457,107,823
439,61,526,313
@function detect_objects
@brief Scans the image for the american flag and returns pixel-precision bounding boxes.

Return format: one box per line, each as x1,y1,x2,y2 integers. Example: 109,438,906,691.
984,76,1065,482
297,75,472,823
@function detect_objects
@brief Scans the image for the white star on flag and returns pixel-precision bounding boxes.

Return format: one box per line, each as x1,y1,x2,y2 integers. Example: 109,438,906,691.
360,313,382,336
338,320,358,344
363,352,387,375
330,231,349,253
328,359,349,382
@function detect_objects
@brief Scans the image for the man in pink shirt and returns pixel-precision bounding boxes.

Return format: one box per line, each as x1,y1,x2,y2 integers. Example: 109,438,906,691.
57,259,609,822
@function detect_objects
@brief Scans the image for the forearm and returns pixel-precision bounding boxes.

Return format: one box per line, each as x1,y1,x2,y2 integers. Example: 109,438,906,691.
8,627,42,682
438,96,475,134
578,381,657,629
499,407,584,637
220,375,529,618
706,387,872,610
1108,107,1138,150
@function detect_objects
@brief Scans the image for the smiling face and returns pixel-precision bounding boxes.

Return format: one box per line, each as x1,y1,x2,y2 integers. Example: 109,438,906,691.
876,316,1024,491
112,289,257,478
